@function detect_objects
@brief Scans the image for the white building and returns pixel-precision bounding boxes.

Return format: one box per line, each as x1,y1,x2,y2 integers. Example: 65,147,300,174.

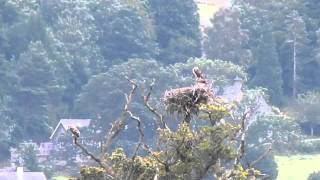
219,76,273,125
0,167,47,180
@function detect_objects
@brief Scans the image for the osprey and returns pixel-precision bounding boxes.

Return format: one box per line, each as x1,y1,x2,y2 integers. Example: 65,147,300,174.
192,67,204,79
69,126,80,138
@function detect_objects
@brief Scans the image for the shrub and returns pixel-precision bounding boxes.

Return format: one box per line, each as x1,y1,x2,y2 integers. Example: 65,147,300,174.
308,171,320,180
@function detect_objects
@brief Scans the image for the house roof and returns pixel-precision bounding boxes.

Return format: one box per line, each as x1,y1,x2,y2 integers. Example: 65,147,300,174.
49,119,91,139
0,172,47,180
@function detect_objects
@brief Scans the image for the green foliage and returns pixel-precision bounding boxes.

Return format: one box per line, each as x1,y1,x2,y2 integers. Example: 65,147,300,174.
173,58,247,86
199,103,230,122
0,91,11,161
244,146,278,179
148,0,201,63
80,167,108,180
103,118,241,179
281,10,309,96
308,171,320,180
225,0,320,100
0,56,15,153
244,112,297,179
250,26,283,105
92,0,157,64
0,141,10,162
247,111,302,153
108,148,157,179
11,41,61,141
75,58,246,140
1,1,320,178
22,144,41,171
204,8,253,68
295,140,320,154
104,99,266,179
300,0,320,43
75,59,176,136
77,76,266,179
287,91,320,136
276,154,320,180
0,0,247,157
239,90,301,179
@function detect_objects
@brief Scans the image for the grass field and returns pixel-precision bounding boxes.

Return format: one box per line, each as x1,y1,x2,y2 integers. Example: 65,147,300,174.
275,154,320,180
52,177,69,180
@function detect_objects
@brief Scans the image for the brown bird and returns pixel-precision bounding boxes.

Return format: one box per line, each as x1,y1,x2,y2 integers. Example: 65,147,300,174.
192,67,204,79
69,126,80,138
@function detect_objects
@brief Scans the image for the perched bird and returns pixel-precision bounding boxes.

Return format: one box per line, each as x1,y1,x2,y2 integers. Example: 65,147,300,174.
69,126,80,138
192,67,204,79
193,67,207,85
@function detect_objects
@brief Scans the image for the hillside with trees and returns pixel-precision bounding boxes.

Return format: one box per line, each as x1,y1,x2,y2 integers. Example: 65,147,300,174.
0,0,320,179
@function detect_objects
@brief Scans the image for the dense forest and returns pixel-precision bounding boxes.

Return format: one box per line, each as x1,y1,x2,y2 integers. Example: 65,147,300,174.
0,0,320,179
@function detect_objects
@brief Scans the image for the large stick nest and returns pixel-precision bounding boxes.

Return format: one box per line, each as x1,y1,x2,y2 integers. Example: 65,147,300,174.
163,67,215,119
164,85,214,116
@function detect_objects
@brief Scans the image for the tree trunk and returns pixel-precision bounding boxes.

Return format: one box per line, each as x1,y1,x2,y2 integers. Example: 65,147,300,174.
292,36,297,97
310,125,314,136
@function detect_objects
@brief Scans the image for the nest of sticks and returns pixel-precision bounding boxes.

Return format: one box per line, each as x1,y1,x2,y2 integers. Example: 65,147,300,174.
163,67,215,122
164,85,213,117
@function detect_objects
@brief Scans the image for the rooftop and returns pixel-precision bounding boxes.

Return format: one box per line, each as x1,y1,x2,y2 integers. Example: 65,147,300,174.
50,119,91,139
0,167,47,180
0,172,47,180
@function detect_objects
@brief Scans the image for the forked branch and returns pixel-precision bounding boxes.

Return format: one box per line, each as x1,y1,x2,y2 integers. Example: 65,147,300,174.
143,80,168,129
101,77,138,156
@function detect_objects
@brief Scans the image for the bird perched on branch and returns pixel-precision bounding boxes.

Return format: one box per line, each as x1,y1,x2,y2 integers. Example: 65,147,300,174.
69,126,80,138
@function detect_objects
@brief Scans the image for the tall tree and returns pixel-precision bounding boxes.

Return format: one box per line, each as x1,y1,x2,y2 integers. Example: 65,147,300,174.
250,26,283,105
306,28,320,90
0,0,49,60
283,10,309,97
46,0,103,112
299,0,320,44
11,41,61,141
91,0,157,64
0,54,15,161
22,144,41,171
204,8,253,68
148,0,201,63
315,28,320,63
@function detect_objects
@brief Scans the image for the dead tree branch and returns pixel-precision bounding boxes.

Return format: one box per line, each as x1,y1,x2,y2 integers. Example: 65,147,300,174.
232,96,261,167
126,103,146,180
101,77,138,157
72,137,115,179
249,143,273,167
143,80,168,130
234,108,251,166
128,110,144,160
